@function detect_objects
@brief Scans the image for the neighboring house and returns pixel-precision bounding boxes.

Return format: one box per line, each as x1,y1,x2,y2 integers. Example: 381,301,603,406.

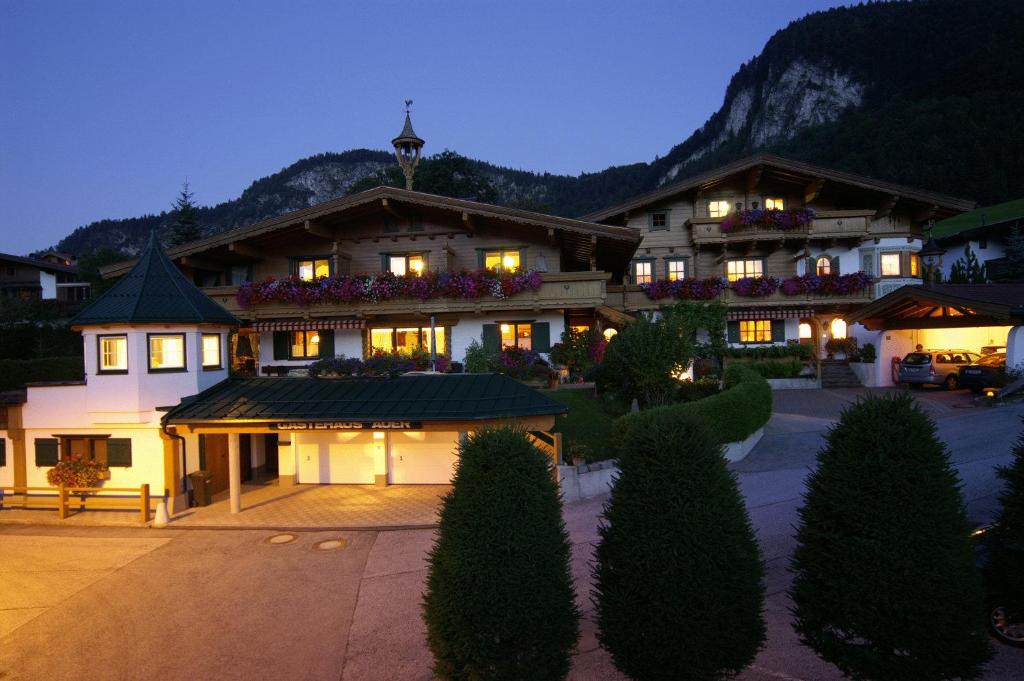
0,252,90,305
101,188,641,376
930,197,1023,282
584,154,974,351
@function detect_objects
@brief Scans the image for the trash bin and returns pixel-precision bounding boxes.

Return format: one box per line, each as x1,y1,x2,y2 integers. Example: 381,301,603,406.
189,470,213,507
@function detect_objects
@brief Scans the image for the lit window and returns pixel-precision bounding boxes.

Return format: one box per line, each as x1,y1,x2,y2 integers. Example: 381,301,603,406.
149,334,186,371
830,318,847,339
880,253,902,276
667,259,687,281
297,258,331,281
499,323,532,351
369,327,446,356
388,254,425,276
726,259,763,282
816,256,831,276
633,261,653,285
98,335,128,373
739,320,772,343
709,200,731,218
201,334,221,368
910,255,920,277
765,197,785,210
570,325,591,334
290,330,320,359
603,328,618,341
798,323,812,339
484,250,520,272
649,211,668,230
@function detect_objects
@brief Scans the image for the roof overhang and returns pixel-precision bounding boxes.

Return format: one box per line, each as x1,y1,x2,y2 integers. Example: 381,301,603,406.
847,284,1024,331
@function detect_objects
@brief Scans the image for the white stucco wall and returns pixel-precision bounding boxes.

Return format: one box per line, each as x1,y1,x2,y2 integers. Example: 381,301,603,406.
1007,326,1024,371
451,312,566,365
940,239,1007,280
257,329,364,369
0,434,12,487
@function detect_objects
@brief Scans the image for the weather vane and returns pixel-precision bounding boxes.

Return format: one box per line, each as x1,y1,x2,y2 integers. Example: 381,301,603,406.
405,99,413,113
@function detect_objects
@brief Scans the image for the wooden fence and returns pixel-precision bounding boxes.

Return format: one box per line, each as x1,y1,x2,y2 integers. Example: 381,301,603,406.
0,484,151,523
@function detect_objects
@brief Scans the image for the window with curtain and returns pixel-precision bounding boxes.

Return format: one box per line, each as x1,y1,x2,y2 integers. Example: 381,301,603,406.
148,334,185,371
500,323,532,351
739,320,772,343
201,334,222,368
98,335,128,373
369,327,446,356
387,254,425,276
296,258,331,281
484,250,520,272
290,330,321,359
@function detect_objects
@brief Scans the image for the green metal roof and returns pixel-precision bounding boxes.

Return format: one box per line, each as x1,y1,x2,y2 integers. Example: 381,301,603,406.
932,197,1024,240
70,233,239,327
163,373,568,424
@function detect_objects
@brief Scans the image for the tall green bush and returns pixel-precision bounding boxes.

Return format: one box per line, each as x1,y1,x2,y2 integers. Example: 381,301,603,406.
790,394,991,680
986,417,1024,626
423,427,579,680
594,410,765,680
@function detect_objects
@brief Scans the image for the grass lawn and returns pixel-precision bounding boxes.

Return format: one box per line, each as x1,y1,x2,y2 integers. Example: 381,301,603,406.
544,389,629,463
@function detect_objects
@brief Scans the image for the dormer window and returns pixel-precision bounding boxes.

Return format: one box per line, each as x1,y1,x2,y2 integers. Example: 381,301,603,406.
765,197,785,210
148,334,186,372
98,335,128,374
484,249,521,272
388,254,425,276
296,258,331,281
709,200,730,218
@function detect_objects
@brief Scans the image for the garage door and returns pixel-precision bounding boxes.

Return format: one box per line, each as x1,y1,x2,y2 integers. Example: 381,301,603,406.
389,431,459,484
297,432,378,484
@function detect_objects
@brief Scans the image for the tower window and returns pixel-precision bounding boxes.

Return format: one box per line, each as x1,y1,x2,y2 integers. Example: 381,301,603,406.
98,335,128,373
148,334,186,372
202,334,222,369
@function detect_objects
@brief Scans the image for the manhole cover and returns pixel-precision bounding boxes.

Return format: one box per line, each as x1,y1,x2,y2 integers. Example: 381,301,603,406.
266,533,297,545
314,538,349,551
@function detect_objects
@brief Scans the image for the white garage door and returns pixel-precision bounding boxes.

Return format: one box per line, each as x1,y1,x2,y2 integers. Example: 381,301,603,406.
389,431,459,484
297,432,378,483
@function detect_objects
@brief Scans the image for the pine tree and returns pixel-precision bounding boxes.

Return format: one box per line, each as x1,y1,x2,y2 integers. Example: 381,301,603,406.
998,225,1024,282
167,181,202,246
790,394,992,680
984,418,1024,638
594,409,765,680
948,243,987,283
423,427,579,680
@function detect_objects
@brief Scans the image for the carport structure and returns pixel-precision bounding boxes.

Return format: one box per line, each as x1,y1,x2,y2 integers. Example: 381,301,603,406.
847,283,1024,385
161,372,567,514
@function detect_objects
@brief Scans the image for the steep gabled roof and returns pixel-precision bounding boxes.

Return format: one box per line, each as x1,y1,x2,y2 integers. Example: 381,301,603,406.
163,373,567,424
583,153,975,224
70,233,239,327
846,283,1024,330
0,252,78,274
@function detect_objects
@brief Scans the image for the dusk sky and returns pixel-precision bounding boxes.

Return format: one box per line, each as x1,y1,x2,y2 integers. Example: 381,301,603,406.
1,0,844,254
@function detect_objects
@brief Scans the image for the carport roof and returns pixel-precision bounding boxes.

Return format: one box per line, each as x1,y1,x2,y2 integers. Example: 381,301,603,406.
162,373,568,424
846,283,1024,330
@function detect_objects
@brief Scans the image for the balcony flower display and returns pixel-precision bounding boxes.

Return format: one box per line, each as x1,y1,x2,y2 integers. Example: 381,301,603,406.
730,276,780,297
641,276,728,301
236,269,544,308
780,271,873,296
46,455,108,488
308,350,455,378
720,207,815,233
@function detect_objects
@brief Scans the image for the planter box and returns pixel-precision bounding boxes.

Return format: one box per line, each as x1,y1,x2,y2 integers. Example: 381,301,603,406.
766,377,820,390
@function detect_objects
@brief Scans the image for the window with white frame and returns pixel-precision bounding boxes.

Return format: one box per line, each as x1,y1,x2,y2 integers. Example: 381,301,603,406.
880,252,902,277
726,258,764,282
98,335,128,373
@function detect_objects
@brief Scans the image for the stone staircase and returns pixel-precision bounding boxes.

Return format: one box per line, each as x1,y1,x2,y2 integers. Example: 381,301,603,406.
820,360,863,389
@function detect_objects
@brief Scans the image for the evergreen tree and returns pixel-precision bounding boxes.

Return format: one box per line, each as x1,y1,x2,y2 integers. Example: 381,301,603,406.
984,418,1024,642
423,427,578,680
790,394,992,680
167,181,202,246
948,243,987,283
594,409,765,681
997,225,1024,282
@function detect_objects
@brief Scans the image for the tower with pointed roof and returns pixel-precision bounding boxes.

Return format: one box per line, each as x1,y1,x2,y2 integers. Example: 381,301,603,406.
392,100,424,190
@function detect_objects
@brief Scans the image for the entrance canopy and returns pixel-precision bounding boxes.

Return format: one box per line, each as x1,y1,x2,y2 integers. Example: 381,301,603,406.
162,373,567,426
847,284,1024,331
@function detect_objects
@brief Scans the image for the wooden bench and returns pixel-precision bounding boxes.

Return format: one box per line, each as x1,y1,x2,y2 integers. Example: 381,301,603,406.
0,484,151,523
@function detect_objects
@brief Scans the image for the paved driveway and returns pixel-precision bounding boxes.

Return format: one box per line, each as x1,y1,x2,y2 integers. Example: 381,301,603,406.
2,388,1022,680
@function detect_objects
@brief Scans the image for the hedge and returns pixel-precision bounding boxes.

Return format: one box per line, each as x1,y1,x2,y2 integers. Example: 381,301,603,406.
723,343,813,360
615,365,771,448
0,357,85,391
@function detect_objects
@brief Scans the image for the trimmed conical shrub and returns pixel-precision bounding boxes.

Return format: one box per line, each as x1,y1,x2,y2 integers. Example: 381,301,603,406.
423,426,579,681
594,409,765,680
790,393,992,680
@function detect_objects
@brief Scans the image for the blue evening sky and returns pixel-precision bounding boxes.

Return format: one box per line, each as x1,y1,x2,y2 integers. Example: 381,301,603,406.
0,0,844,254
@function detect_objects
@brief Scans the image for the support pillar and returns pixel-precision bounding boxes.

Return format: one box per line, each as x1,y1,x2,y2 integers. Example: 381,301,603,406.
228,433,241,514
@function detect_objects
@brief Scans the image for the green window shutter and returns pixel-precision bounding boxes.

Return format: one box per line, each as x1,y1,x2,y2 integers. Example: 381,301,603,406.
0,438,6,467
273,332,289,360
533,322,551,352
477,250,486,268
318,330,335,359
35,438,58,466
107,438,133,467
860,250,875,276
288,259,298,276
771,320,786,343
381,254,389,272
727,321,740,343
806,257,816,276
482,324,500,354
830,256,840,275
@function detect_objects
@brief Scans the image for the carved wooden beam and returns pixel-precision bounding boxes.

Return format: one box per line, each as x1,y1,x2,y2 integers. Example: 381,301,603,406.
304,219,336,240
461,212,477,234
228,242,262,259
804,178,826,204
547,228,557,246
915,204,939,224
745,165,764,192
874,195,900,220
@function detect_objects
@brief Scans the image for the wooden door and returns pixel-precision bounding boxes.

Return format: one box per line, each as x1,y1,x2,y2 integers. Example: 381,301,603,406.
202,434,230,495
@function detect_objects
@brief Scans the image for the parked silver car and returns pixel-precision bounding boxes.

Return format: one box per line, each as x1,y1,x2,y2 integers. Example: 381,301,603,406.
898,349,982,390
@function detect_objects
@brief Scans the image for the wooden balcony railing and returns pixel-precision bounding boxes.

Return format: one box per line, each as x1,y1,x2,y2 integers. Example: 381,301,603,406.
606,284,875,312
203,271,611,320
690,211,875,246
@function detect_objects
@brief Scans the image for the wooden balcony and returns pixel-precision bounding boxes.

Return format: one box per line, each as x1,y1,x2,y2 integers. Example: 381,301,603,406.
203,271,611,321
606,284,875,313
689,210,875,247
